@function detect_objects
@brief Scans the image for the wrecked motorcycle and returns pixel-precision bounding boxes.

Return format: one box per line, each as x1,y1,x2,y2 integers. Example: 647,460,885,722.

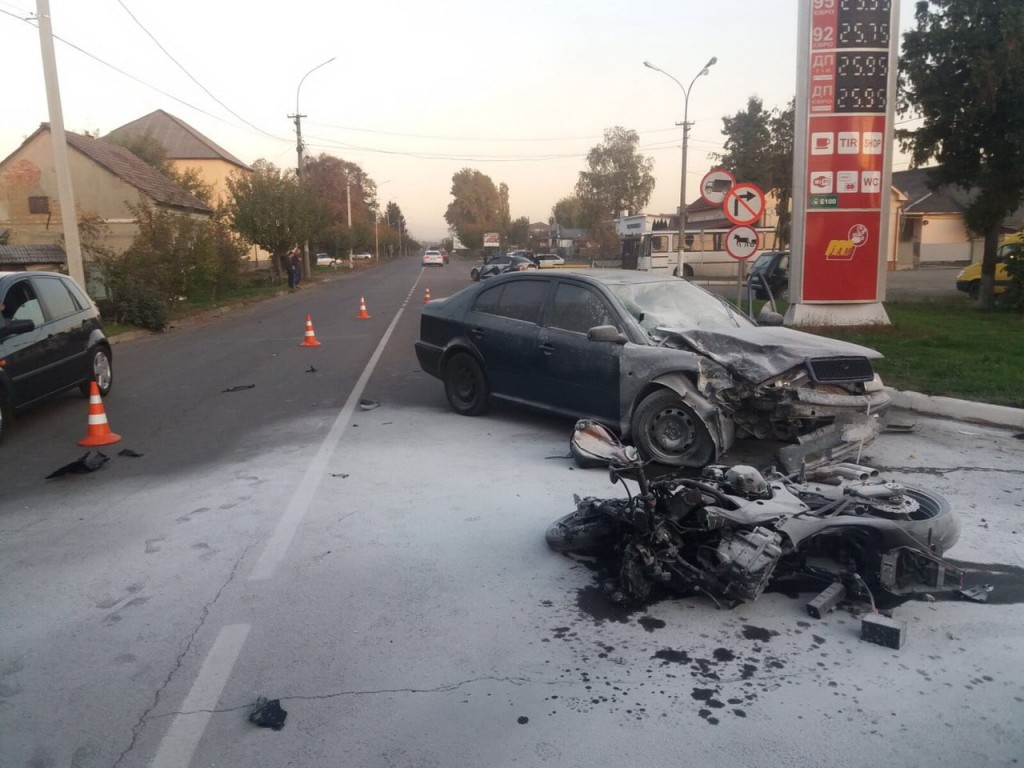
547,421,964,610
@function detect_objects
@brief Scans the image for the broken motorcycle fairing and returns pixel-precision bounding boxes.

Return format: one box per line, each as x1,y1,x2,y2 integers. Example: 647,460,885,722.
547,420,963,608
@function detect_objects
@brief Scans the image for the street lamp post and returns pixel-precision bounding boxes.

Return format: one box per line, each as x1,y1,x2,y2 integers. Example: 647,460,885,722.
644,57,717,272
289,56,335,276
290,57,335,177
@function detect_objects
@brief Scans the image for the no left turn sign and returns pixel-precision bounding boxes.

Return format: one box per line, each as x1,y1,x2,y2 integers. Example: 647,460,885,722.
725,225,759,261
723,182,766,226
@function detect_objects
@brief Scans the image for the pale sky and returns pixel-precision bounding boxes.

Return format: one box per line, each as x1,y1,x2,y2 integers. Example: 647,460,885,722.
1,0,919,243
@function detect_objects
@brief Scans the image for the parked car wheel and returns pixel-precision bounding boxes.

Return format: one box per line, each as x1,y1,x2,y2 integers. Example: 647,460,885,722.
631,389,714,467
79,347,113,396
444,352,489,415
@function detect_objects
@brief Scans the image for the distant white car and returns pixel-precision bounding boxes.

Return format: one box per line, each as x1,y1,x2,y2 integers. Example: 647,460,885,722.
534,253,564,266
316,253,337,267
353,251,373,260
423,249,445,267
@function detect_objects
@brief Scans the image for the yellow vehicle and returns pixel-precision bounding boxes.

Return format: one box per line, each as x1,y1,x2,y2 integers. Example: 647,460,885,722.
955,232,1022,298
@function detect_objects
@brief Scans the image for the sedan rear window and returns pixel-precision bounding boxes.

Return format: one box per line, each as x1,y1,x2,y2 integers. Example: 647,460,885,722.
472,280,548,324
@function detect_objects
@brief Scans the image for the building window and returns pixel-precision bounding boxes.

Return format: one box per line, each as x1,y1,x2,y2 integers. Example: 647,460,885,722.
29,196,50,214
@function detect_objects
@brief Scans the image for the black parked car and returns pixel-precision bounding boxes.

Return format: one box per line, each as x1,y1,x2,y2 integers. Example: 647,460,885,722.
415,269,890,467
470,253,538,281
0,271,112,442
745,250,790,301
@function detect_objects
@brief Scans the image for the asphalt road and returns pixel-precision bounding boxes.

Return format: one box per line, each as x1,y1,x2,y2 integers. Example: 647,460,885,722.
1,258,1021,768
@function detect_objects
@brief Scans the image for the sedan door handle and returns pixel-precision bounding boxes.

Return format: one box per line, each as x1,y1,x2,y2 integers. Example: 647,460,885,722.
539,342,555,355
470,327,484,340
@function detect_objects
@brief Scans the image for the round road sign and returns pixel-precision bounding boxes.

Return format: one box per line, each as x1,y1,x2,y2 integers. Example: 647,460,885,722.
700,168,736,205
723,182,766,226
725,225,759,261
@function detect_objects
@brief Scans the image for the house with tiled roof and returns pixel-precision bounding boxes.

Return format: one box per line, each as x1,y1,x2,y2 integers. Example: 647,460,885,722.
103,110,250,206
104,110,270,262
891,167,1024,267
0,124,212,270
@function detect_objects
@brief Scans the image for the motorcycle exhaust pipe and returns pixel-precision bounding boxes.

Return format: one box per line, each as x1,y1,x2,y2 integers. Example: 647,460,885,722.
819,463,881,481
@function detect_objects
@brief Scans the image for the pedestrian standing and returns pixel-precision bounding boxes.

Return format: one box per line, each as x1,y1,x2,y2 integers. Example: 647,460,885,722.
287,248,300,289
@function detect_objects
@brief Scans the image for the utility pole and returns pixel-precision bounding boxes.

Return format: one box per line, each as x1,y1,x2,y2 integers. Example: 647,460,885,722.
36,0,85,288
289,57,335,276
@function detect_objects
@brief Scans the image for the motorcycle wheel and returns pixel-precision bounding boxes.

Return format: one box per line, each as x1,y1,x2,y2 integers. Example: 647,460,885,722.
545,506,623,553
866,486,960,552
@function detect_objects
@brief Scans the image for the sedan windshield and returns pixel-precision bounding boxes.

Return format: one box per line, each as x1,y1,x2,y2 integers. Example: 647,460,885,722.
606,280,755,333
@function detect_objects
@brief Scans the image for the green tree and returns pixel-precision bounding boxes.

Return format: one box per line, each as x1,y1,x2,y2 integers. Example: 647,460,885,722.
552,195,587,229
506,216,530,248
444,169,503,250
226,160,326,277
575,127,655,224
713,96,795,247
302,154,377,251
898,0,1024,308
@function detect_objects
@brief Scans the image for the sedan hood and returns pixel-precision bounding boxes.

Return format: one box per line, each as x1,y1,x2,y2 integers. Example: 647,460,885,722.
660,326,883,382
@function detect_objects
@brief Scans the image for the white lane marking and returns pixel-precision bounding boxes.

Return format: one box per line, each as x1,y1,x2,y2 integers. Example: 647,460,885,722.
149,623,250,768
248,283,419,581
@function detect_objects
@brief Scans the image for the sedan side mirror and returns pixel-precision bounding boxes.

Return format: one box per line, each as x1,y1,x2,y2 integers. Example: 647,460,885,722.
757,308,785,326
587,325,627,344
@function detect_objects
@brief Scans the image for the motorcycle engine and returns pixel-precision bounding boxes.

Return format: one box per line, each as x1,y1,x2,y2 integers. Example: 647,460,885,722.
723,465,770,499
716,527,784,602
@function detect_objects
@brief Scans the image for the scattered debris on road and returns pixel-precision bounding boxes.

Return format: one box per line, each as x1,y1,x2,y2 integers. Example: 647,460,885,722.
248,696,287,730
222,384,255,393
118,448,144,458
45,451,110,479
358,399,380,410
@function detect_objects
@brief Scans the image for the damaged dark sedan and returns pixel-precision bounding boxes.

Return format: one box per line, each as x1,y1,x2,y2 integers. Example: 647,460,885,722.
414,270,890,467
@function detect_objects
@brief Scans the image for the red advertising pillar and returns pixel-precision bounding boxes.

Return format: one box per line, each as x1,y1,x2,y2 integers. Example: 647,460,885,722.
787,0,899,326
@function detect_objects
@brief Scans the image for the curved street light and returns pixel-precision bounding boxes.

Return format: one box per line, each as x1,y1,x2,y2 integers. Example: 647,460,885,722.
644,57,717,265
292,57,336,176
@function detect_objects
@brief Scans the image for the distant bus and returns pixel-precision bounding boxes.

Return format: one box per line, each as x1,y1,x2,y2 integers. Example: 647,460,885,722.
636,229,781,279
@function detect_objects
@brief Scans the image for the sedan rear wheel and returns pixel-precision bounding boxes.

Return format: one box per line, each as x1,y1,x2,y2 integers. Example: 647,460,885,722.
631,389,714,467
79,347,113,396
444,352,489,416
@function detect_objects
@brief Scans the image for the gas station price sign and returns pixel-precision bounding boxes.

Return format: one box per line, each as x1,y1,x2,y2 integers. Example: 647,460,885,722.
796,0,897,304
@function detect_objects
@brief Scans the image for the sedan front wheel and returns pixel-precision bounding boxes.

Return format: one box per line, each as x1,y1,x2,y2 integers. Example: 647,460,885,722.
443,352,489,416
631,389,714,467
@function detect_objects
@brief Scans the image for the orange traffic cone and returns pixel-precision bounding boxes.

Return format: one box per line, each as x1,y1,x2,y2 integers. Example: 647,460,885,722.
424,288,431,303
357,296,371,319
299,314,321,347
79,381,121,446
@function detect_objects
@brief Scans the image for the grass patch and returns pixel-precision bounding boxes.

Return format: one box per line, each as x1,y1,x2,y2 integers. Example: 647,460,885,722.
804,301,1024,408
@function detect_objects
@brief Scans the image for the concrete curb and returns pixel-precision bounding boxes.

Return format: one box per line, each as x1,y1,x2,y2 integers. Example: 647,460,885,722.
886,388,1024,430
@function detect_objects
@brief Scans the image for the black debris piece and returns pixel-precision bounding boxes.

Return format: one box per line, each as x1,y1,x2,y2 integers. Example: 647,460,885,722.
306,366,317,373
1014,433,1024,440
118,449,144,458
222,384,255,393
861,613,906,649
46,451,110,479
358,399,380,411
330,473,349,479
248,696,287,730
960,584,994,603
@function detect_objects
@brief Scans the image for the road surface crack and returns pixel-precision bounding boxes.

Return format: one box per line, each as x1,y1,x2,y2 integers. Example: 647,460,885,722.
112,545,252,768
